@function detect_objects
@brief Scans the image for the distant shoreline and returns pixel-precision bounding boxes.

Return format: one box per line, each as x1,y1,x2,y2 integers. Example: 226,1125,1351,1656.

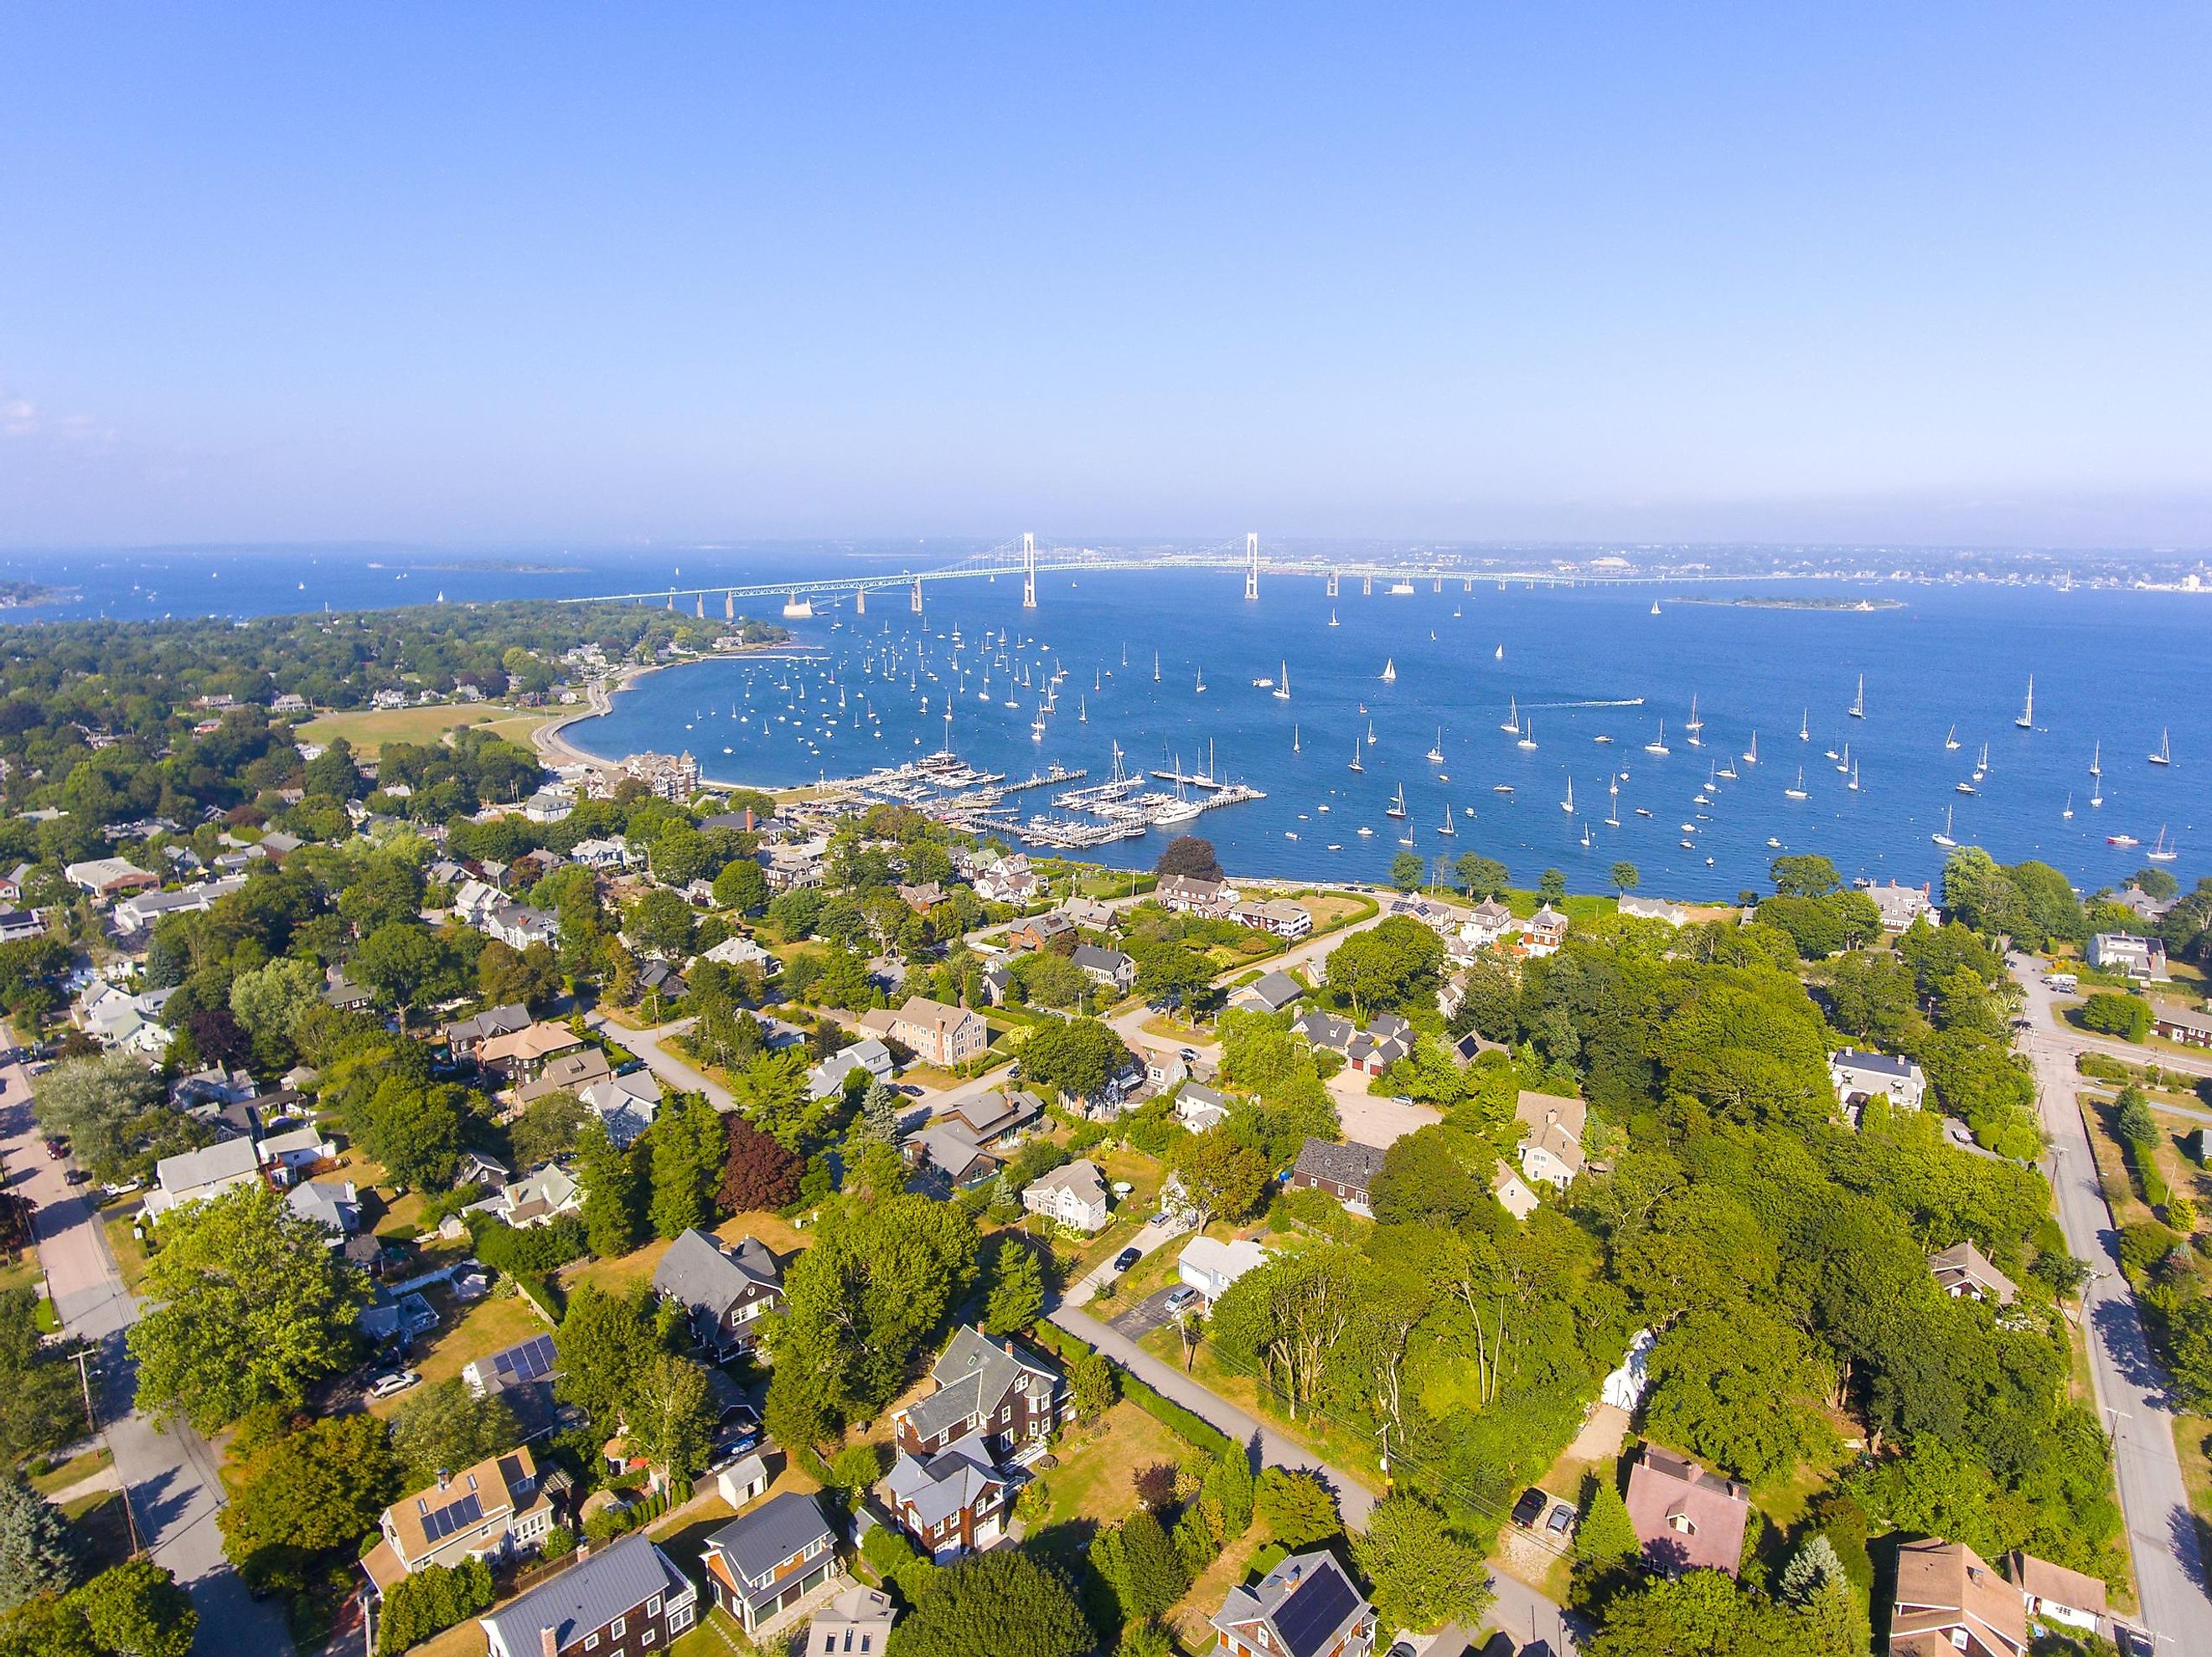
535,646,828,782
1672,595,1905,612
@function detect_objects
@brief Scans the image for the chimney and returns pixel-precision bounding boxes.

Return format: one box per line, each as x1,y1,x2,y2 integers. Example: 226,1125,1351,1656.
436,1469,451,1491
575,1541,590,1562
540,1626,560,1657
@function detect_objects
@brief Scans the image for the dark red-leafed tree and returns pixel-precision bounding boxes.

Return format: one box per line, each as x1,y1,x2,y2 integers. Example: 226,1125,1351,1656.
1153,835,1222,882
716,1115,803,1214
186,1009,252,1071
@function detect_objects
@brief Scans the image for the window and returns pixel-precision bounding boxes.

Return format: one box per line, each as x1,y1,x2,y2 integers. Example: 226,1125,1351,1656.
584,1639,597,1652
612,1618,626,1638
648,1598,660,1618
668,1607,691,1634
642,1634,655,1648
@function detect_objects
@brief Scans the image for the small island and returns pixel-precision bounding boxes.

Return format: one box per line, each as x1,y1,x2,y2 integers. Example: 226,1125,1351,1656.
0,578,72,607
1672,593,1904,612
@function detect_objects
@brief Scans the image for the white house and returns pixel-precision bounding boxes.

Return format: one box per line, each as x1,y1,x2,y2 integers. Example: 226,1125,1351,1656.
1600,1328,1656,1412
701,933,783,977
807,1037,895,1101
1177,1236,1269,1305
1829,1050,1927,1113
1021,1159,1110,1232
2088,932,2169,981
570,836,635,870
1516,1092,1587,1190
146,1138,266,1220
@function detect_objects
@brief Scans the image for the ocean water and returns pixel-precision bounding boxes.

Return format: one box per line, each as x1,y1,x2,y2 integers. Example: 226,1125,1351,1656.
561,569,2211,901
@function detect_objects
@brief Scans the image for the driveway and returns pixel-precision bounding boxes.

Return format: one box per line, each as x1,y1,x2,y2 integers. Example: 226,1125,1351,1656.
1106,1284,1185,1342
588,1013,736,1109
2011,958,2212,1655
1331,1078,1441,1149
1066,1216,1186,1309
0,1060,295,1657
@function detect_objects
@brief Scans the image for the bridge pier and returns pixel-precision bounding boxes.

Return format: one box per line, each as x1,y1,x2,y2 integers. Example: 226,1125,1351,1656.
1362,573,1373,596
725,591,734,620
1432,576,1442,594
1022,532,1037,609
855,586,866,616
666,591,675,611
911,580,923,614
1244,531,1259,601
695,593,705,618
1326,570,1339,597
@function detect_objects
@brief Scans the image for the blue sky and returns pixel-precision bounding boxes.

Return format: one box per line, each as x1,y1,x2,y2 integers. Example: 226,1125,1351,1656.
3,3,2208,547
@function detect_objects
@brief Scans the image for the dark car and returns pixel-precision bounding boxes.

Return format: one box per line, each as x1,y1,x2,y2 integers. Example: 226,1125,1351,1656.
43,1138,66,1160
1113,1247,1142,1272
63,1169,91,1186
1511,1486,1548,1528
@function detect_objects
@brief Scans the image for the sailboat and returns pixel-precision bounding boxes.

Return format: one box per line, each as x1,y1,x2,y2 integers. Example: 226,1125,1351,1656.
1517,720,1538,751
1427,729,1445,764
1328,609,1339,627
1494,644,1504,661
1848,674,1866,719
1836,741,1851,775
1785,767,1808,800
1274,662,1291,701
1078,697,1088,724
2151,729,2173,767
1973,742,1987,782
1650,599,1662,616
1292,725,1300,753
1501,697,1521,734
1932,806,1956,848
2016,676,2034,730
1348,738,1365,774
1644,720,1670,756
2091,741,2102,777
1742,730,1759,766
1194,665,1206,694
1685,695,1703,746
1438,806,1456,837
1386,784,1408,819
2062,792,2074,820
2148,827,2179,863
1153,652,1160,683
1799,710,1810,741
1562,777,1575,815
1380,658,1397,684
1848,760,1859,792
1945,725,1960,751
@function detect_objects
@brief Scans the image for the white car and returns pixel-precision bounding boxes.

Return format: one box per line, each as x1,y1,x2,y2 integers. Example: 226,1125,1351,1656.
366,1369,421,1401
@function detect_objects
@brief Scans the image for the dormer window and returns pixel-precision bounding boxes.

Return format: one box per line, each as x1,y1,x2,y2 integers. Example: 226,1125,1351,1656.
1668,1512,1698,1535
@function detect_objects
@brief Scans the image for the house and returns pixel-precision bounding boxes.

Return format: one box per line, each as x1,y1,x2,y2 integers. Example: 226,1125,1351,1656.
903,1125,999,1192
1491,1162,1542,1221
257,1123,339,1181
1155,874,1239,916
1618,895,1689,927
893,1325,1067,1463
170,1065,256,1112
1290,1138,1389,1216
446,1003,533,1062
883,1430,1010,1561
477,1164,582,1228
1624,1448,1751,1577
1459,898,1515,952
2005,1550,2106,1635
523,787,574,823
1600,1329,1656,1413
571,836,635,870
2087,932,2169,981
0,909,40,945
359,1290,440,1345
1233,969,1305,1014
1930,1239,2018,1306
0,863,30,904
478,1019,588,1081
973,859,1039,905
1888,1540,2027,1657
1829,1049,1927,1113
479,1531,697,1657
63,857,159,899
144,1138,266,1220
111,875,246,934
652,1229,785,1360
286,1180,360,1240
1209,1549,1377,1657
857,996,988,1067
894,881,944,914
1072,943,1137,996
2115,882,2177,925
485,901,560,951
1521,903,1569,957
323,965,375,1012
2153,1004,2212,1049
517,1047,614,1104
700,1492,840,1636
1022,1159,1110,1231
1230,896,1314,940
1868,879,1941,932
580,1070,663,1149
937,1087,1043,1148
979,960,1012,1006
807,1038,895,1101
1176,1081,1232,1133
1006,911,1076,952
462,1332,566,1442
809,1586,896,1656
702,933,783,977
361,1448,556,1594
1515,1091,1588,1190
1290,1009,1414,1076
1177,1236,1270,1306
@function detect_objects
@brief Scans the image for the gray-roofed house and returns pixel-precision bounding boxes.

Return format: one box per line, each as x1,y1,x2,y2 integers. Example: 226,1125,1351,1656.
807,1037,895,1102
1930,1239,2018,1306
1176,1081,1232,1133
462,1332,567,1442
1290,1138,1389,1216
893,1325,1067,1463
938,1087,1043,1148
700,1491,840,1636
145,1137,265,1221
1829,1049,1928,1113
475,1164,581,1229
478,1531,697,1657
580,1070,662,1149
1209,1549,1377,1657
651,1229,786,1360
1071,943,1136,996
882,1430,1009,1561
445,1002,532,1063
286,1180,359,1240
1233,969,1305,1014
1290,1008,1414,1076
809,1586,896,1655
903,1124,999,1195
1515,1091,1588,1190
1021,1159,1110,1232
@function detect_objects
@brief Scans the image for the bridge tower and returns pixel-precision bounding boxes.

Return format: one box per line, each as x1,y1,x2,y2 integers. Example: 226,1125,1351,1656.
1362,572,1373,596
911,579,923,613
1432,576,1442,594
1326,570,1339,598
695,593,705,617
666,590,675,611
1244,532,1259,601
855,586,866,616
725,591,734,620
1021,532,1037,609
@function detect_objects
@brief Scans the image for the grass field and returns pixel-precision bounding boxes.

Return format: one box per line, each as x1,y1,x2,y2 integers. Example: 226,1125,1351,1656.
1021,1398,1191,1531
101,1205,149,1294
299,704,554,757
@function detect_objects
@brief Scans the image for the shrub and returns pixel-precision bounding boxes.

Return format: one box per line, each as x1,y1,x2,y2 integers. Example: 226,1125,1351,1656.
375,1558,494,1655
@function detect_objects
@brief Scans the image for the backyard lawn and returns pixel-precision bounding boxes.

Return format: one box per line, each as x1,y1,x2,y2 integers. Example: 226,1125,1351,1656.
558,1210,813,1303
1020,1398,1191,1533
370,1288,549,1414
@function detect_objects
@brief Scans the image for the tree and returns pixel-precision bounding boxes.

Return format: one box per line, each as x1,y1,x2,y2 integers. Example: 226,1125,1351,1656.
625,1350,716,1479
1576,1478,1641,1574
2132,865,2180,902
624,887,696,962
1770,853,1842,899
1611,861,1641,896
373,1558,494,1656
857,1078,902,1145
1069,1350,1117,1422
350,921,447,1029
884,1549,1092,1657
1369,1126,1483,1227
1539,868,1568,904
355,1075,466,1190
1154,836,1223,882
711,859,769,915
1388,850,1425,892
554,1283,660,1429
509,1087,587,1169
0,1291,82,1467
0,1479,80,1610
1643,1305,1837,1484
1020,1017,1132,1104
71,1560,197,1657
576,1119,642,1258
29,1052,164,1183
388,1380,522,1488
1353,1496,1493,1633
1172,1133,1269,1226
718,1114,804,1213
228,955,323,1068
984,1239,1045,1334
1453,852,1510,899
1325,916,1446,1016
1113,1508,1187,1620
648,1093,726,1239
1256,1467,1340,1548
128,1184,365,1432
2080,992,2150,1042
218,1414,399,1591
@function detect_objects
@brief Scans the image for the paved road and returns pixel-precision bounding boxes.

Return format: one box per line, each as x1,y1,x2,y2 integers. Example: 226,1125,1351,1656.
1049,1300,1579,1654
2013,958,2212,1656
1,1061,294,1657
2044,1003,2212,1081
588,1012,736,1109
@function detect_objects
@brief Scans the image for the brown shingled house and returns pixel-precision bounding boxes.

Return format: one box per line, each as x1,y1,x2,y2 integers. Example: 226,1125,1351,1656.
1888,1539,2027,1657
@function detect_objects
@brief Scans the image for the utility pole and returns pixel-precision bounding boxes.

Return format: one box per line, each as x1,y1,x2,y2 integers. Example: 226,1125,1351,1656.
72,1349,138,1555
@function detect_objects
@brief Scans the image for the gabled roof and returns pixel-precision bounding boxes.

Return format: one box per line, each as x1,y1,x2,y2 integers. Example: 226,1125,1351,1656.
1293,1137,1388,1193
1929,1240,2018,1305
155,1136,261,1195
1242,970,1304,1010
479,1020,586,1066
1072,943,1132,975
704,1490,835,1589
901,1326,1059,1444
1890,1540,2027,1656
885,1430,1005,1529
1832,1048,1921,1080
1624,1448,1749,1577
1026,1159,1109,1208
479,1532,688,1654
1212,1551,1372,1657
652,1229,782,1319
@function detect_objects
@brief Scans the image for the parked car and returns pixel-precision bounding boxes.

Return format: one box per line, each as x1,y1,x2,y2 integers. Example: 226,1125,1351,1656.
365,1370,421,1401
1511,1486,1548,1528
1113,1247,1142,1272
42,1138,65,1160
1178,1046,1199,1062
1545,1500,1577,1538
63,1169,90,1186
1163,1284,1200,1314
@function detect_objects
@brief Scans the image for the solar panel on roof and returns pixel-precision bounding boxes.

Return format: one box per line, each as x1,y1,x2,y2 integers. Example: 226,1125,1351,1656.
1272,1563,1360,1657
493,1333,556,1382
421,1491,483,1543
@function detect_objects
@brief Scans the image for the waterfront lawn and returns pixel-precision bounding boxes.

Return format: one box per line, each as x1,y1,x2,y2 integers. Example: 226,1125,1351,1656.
299,704,551,757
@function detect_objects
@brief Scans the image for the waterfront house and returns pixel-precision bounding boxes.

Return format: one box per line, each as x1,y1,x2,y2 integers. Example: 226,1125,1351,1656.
1625,1448,1751,1577
1156,874,1240,916
1230,896,1314,939
2087,932,2169,981
857,996,987,1067
1290,1137,1388,1216
882,1431,1009,1562
1520,903,1569,957
361,1448,555,1595
479,1531,697,1657
893,1325,1067,1463
1021,1159,1110,1231
809,1586,896,1654
1177,1236,1270,1306
700,1492,839,1637
1930,1239,2018,1305
1868,879,1941,931
1209,1550,1377,1657
1618,895,1689,927
1888,1540,2027,1657
652,1229,784,1360
1829,1049,1928,1113
1515,1091,1587,1190
1458,897,1515,952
